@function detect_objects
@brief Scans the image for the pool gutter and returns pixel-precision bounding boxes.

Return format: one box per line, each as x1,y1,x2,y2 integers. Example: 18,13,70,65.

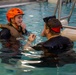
0,1,37,8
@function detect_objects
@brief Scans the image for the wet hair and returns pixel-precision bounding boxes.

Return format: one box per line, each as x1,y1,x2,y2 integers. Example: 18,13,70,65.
47,18,62,35
47,18,62,28
43,15,62,35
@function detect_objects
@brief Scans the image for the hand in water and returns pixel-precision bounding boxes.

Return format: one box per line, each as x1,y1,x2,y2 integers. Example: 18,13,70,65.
28,34,36,42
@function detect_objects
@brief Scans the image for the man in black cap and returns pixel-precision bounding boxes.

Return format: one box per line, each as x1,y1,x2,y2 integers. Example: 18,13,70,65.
24,16,76,67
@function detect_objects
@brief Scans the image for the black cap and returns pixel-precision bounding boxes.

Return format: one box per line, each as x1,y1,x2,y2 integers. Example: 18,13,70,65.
43,15,56,23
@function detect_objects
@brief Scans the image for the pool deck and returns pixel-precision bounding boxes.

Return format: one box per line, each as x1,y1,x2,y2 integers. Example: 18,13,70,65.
0,0,45,8
0,0,38,5
0,0,37,8
0,0,46,5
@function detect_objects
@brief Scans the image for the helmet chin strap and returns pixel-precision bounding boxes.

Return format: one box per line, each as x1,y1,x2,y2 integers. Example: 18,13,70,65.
12,23,19,30
13,23,23,32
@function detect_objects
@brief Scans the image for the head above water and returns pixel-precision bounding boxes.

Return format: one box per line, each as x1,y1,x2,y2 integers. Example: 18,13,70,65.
41,16,62,37
6,8,24,23
43,15,56,23
43,16,62,33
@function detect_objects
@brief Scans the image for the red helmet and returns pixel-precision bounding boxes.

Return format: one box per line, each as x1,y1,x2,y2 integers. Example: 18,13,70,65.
6,8,24,22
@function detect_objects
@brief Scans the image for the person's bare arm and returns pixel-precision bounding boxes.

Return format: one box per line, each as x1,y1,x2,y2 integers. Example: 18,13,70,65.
23,34,36,50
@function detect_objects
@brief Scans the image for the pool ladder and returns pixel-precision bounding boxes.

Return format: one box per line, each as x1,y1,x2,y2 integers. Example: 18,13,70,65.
54,0,76,21
54,0,76,41
54,0,76,28
62,0,72,5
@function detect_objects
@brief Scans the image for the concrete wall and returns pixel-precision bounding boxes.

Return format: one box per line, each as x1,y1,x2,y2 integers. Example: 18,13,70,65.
0,0,46,5
48,0,58,3
48,0,74,4
0,0,33,5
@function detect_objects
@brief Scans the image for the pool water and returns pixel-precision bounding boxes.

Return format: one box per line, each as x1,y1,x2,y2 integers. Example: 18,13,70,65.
0,2,76,75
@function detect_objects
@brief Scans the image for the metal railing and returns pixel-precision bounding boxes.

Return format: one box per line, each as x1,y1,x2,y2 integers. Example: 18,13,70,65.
54,0,76,22
53,0,76,29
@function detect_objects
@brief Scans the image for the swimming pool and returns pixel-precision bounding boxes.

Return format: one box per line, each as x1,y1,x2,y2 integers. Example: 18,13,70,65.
0,2,76,75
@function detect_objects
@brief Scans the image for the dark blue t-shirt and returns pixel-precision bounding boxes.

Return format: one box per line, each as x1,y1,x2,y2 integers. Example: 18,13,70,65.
32,36,73,55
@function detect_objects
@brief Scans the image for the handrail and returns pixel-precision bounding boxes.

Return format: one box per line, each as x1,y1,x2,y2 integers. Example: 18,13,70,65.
58,0,62,20
68,0,76,22
60,15,70,20
62,25,76,30
54,0,60,15
54,0,76,22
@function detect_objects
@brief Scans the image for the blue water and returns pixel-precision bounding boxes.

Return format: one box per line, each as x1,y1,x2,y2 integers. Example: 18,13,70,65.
0,2,76,75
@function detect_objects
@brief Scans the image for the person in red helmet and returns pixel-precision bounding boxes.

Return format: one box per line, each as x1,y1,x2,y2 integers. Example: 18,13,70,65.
6,8,27,33
0,8,34,64
0,8,31,38
24,16,76,67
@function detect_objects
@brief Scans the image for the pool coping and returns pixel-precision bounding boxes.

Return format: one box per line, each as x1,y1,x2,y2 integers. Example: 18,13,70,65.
0,1,38,8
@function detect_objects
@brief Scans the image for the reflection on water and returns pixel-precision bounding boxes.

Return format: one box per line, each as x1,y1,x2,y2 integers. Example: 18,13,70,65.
0,1,76,75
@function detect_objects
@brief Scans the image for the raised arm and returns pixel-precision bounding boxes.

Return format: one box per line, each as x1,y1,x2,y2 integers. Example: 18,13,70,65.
23,34,43,51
